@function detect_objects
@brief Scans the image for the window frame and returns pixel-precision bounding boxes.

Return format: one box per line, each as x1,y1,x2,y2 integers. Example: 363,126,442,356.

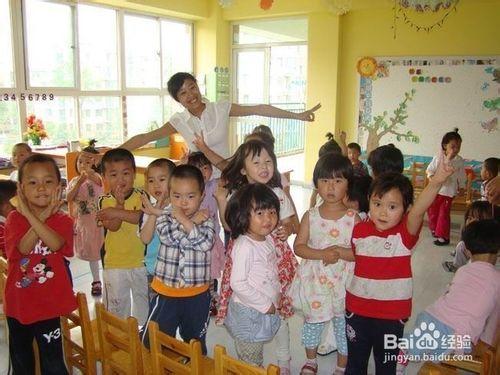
0,0,193,152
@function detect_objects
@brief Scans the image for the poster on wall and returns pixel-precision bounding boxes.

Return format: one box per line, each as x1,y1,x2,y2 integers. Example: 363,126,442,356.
356,56,499,163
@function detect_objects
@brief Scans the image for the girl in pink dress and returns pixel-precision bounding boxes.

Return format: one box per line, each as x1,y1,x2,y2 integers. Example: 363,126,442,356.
66,147,104,296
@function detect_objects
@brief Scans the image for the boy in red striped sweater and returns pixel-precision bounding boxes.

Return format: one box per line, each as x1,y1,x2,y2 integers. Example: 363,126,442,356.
345,154,454,375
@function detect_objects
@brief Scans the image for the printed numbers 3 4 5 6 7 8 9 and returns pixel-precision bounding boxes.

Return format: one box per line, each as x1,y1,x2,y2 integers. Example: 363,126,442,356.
2,93,54,101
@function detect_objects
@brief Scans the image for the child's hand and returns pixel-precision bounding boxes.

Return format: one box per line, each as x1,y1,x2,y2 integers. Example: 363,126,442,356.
322,247,340,265
274,222,291,241
430,152,455,185
40,186,63,221
179,147,190,165
171,206,189,224
96,207,119,221
113,185,127,205
192,131,209,153
78,170,88,184
339,130,347,143
15,183,33,218
266,303,276,315
140,192,163,216
458,187,466,196
192,209,210,224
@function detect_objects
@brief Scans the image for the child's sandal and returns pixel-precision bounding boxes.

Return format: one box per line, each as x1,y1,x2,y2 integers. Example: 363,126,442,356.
91,281,102,296
300,363,318,375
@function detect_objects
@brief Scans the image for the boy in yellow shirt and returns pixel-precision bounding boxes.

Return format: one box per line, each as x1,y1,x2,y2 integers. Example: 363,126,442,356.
97,148,148,325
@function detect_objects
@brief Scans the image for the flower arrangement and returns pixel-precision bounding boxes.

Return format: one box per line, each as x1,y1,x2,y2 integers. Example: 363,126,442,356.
23,115,48,146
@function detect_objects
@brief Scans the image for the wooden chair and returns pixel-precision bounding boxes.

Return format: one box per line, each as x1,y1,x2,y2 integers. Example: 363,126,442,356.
403,161,428,199
61,292,100,374
148,320,214,374
418,332,499,375
0,256,41,375
95,302,151,374
214,345,279,375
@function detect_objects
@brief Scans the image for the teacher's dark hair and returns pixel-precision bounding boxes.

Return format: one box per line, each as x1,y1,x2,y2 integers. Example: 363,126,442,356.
167,72,197,101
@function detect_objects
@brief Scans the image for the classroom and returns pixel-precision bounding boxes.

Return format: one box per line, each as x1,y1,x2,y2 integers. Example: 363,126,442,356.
0,0,499,374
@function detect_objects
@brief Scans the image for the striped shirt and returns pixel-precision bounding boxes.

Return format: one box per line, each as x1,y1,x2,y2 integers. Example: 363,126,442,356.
155,207,215,288
346,215,420,320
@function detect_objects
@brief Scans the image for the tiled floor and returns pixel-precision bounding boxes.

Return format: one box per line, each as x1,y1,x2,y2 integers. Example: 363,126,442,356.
0,184,462,375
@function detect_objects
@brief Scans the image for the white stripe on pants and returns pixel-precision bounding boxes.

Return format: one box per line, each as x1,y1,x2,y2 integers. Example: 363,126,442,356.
103,267,149,326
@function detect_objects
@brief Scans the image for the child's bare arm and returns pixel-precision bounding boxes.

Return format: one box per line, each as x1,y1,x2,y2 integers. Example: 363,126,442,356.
192,132,229,171
66,175,85,203
294,212,330,260
338,130,348,156
139,214,157,244
215,181,229,231
408,154,455,235
309,189,318,209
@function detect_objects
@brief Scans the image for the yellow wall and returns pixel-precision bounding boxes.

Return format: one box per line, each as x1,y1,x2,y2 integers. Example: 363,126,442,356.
338,0,500,155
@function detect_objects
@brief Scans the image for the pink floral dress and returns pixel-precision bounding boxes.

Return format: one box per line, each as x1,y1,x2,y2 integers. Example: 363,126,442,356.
289,207,356,323
67,178,104,261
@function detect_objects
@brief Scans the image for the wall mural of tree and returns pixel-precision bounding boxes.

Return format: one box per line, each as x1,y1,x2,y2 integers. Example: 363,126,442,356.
360,89,420,154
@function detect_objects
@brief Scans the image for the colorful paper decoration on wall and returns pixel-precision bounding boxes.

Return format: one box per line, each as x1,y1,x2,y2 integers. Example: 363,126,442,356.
392,0,460,39
260,0,273,10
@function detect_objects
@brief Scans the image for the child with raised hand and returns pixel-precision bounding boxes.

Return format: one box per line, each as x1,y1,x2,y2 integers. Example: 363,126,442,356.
345,153,455,375
224,183,282,367
187,152,226,316
291,153,360,375
140,165,215,354
66,146,104,296
398,219,500,373
5,154,76,374
0,180,17,258
480,157,499,201
97,148,148,325
138,158,175,298
216,140,298,374
10,143,32,181
442,201,498,273
427,128,466,246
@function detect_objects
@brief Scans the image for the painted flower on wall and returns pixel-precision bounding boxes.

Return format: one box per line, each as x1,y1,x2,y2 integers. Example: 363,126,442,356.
260,0,273,10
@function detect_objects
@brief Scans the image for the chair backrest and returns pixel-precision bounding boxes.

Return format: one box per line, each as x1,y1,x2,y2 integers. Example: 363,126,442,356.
95,302,144,375
214,345,279,375
61,292,97,374
148,320,203,374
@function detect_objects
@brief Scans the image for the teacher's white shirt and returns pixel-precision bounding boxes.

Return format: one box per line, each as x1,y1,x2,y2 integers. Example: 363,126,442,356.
169,99,232,177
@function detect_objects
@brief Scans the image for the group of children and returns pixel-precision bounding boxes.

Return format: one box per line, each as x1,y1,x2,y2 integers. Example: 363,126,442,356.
1,125,498,375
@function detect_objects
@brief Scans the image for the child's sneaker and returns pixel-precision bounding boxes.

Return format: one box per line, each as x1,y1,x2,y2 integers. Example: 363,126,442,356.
91,281,102,296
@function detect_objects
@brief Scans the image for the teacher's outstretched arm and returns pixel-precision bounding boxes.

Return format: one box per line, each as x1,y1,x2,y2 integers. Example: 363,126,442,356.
120,122,177,151
229,103,321,122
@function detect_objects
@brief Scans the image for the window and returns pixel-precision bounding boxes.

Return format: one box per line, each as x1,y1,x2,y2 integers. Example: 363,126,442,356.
0,0,193,154
26,97,77,145
126,96,162,138
80,97,122,145
0,0,14,87
161,20,193,87
0,101,20,155
25,0,74,87
124,15,161,88
78,5,119,90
